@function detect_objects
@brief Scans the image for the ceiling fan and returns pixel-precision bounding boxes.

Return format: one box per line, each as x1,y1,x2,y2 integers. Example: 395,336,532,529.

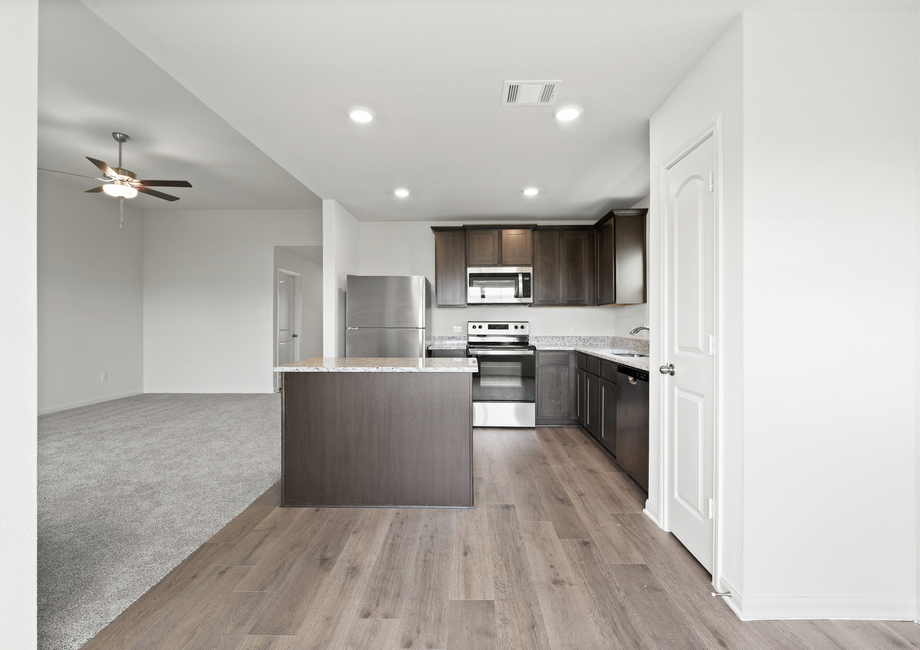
84,132,192,202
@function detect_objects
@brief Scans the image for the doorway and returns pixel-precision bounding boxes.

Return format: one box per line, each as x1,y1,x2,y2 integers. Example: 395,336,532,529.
275,268,301,391
658,117,723,586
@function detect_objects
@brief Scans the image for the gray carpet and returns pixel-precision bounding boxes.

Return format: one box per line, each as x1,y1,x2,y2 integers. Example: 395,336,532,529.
38,393,282,650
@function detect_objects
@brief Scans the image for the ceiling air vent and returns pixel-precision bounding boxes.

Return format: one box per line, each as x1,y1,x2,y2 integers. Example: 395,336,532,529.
501,80,561,106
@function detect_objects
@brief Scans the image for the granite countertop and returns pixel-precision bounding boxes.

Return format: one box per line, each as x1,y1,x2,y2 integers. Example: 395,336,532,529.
532,335,651,372
275,357,479,372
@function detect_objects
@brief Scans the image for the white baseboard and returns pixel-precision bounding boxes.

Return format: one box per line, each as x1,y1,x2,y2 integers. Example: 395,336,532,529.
38,390,143,415
718,576,745,620
643,500,663,528
737,593,915,621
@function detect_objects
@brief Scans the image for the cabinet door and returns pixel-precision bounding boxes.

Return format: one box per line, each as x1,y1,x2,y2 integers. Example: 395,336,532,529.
533,229,561,305
432,228,467,307
595,218,614,305
585,372,600,438
501,229,533,265
575,368,587,425
599,378,618,454
561,228,596,305
615,213,647,305
467,229,501,266
536,365,570,419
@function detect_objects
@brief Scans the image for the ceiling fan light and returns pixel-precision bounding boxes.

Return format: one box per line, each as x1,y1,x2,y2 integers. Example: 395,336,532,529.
103,181,138,199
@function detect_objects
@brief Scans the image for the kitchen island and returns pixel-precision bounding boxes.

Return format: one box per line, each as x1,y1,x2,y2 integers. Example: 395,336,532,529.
274,357,477,508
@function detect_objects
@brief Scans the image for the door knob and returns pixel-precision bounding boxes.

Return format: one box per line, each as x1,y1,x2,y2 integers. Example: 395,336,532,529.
659,363,675,376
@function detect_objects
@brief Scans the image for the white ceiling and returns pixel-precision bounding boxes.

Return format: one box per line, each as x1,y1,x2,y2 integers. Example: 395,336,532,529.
38,0,322,210
44,0,915,221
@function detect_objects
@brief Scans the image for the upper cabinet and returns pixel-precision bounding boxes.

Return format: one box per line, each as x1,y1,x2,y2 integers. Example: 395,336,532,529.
431,227,467,307
466,226,534,266
595,209,647,306
532,227,595,306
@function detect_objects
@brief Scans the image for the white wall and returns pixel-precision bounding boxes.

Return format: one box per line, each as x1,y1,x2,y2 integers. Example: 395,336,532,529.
38,174,144,413
143,208,322,392
0,0,38,643
915,8,920,622
648,17,745,592
740,9,917,619
358,220,630,337
273,247,323,360
322,200,361,356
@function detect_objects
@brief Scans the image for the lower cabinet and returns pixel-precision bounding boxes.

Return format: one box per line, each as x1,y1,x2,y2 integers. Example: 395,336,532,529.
585,372,600,437
599,378,617,454
575,368,587,425
536,351,577,425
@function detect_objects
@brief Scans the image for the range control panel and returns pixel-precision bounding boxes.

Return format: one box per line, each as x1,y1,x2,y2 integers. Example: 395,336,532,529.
467,321,530,335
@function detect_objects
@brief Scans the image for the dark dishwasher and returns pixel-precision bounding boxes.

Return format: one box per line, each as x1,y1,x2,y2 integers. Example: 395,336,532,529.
616,365,649,492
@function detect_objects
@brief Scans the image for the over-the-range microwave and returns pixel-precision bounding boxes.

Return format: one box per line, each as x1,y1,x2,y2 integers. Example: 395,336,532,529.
467,266,533,305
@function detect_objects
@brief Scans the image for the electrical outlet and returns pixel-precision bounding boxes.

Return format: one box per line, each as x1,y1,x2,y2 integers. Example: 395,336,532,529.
257,308,266,316
571,327,582,333
100,372,107,382
218,368,225,376
452,325,462,333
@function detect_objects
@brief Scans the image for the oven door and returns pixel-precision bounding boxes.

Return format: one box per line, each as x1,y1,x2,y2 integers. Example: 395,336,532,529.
468,348,536,427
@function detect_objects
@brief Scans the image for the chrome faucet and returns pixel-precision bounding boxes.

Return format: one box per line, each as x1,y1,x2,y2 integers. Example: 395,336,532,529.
629,325,650,336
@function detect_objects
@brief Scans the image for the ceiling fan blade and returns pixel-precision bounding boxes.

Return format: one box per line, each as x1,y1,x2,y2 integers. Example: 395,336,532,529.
86,157,118,179
137,186,180,202
85,186,105,193
136,180,192,188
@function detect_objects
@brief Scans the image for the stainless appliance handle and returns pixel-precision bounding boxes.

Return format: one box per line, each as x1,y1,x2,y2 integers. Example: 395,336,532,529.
469,349,535,356
468,335,529,343
517,273,523,299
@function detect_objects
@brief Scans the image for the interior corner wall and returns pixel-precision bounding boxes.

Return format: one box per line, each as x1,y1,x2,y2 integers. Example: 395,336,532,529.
0,0,37,644
912,4,920,624
273,247,323,360
37,174,144,413
648,16,744,594
143,208,322,392
322,200,360,357
741,9,917,619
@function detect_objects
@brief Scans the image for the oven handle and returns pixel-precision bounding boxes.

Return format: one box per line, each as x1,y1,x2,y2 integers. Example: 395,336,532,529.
469,349,535,356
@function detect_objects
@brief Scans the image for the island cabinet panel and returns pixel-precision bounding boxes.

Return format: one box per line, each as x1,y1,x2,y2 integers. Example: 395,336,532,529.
500,229,533,265
595,209,647,306
535,350,577,425
466,228,501,266
281,372,473,508
432,227,467,307
532,229,561,305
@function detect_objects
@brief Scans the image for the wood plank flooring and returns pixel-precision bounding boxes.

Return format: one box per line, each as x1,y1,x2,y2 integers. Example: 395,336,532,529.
81,427,919,650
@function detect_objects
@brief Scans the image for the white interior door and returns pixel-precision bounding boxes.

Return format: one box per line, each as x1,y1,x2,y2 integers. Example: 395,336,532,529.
663,133,716,573
277,270,295,377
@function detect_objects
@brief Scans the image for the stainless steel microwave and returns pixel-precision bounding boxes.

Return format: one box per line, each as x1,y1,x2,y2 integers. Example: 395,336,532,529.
467,266,533,304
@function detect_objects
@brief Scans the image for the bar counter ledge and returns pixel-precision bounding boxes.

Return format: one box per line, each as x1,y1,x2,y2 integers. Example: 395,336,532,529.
274,357,478,508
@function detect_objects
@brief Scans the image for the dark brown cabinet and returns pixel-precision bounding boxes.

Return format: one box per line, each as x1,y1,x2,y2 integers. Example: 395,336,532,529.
431,227,467,307
575,366,587,425
599,378,617,454
532,227,595,306
465,226,534,266
535,351,576,425
585,372,600,437
595,209,647,306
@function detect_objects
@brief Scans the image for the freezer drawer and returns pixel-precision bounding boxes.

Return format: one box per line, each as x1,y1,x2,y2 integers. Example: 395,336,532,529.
345,328,426,358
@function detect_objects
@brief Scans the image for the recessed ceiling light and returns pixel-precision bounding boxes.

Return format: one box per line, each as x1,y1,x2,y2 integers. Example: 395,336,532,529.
394,188,410,198
554,105,583,122
523,187,539,197
349,107,376,123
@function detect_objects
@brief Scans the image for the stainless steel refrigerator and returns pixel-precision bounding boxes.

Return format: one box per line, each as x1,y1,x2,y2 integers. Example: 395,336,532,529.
345,275,431,357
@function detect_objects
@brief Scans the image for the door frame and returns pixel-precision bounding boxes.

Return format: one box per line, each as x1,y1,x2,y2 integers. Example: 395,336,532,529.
656,116,725,590
275,267,301,391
